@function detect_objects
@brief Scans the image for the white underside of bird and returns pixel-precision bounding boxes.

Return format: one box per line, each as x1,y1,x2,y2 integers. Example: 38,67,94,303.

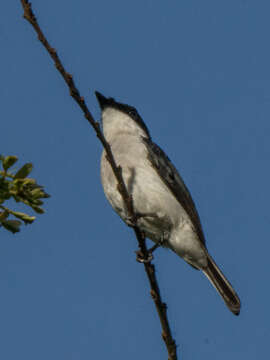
98,102,240,316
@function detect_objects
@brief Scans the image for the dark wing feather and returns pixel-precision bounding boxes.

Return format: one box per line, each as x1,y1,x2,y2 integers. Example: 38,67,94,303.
142,137,206,245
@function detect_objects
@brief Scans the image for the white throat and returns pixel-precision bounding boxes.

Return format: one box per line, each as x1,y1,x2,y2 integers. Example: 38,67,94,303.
102,107,147,143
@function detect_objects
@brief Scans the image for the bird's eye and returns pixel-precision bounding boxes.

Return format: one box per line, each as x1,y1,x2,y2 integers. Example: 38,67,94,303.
128,108,137,117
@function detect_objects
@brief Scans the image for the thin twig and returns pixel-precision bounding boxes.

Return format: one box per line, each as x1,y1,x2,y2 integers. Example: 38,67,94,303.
20,1,178,359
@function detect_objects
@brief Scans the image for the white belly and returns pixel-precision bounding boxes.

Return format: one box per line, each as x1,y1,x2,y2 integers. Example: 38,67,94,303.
100,137,207,269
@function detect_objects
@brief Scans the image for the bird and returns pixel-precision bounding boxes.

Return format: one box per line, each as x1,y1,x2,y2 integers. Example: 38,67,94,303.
95,91,241,316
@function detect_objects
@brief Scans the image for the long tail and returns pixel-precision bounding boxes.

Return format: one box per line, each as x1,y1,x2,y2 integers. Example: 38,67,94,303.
202,253,241,315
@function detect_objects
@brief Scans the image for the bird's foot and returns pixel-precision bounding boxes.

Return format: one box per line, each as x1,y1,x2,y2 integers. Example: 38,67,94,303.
135,230,169,263
135,243,160,263
136,250,153,263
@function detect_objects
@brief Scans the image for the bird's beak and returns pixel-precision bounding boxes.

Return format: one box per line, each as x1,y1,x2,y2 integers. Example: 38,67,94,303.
95,91,108,110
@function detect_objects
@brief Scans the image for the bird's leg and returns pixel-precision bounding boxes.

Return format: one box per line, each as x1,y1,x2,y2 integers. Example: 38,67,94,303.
136,231,169,263
148,230,169,253
136,241,160,263
148,242,161,254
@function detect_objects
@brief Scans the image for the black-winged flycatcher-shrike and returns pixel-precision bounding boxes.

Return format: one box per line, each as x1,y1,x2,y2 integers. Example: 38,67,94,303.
96,91,240,316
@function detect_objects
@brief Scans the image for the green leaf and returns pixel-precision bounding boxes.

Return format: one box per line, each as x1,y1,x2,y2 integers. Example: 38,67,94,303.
1,220,21,233
7,210,35,224
0,210,9,221
42,191,50,199
2,156,18,171
0,191,10,201
14,163,33,179
30,188,44,199
14,178,35,186
31,187,50,199
31,205,44,214
31,199,43,206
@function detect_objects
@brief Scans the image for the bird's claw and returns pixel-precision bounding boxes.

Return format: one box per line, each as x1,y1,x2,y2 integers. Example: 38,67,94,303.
135,237,165,263
136,250,153,263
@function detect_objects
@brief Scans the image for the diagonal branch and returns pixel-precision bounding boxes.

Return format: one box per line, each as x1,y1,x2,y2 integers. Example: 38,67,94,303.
20,1,177,359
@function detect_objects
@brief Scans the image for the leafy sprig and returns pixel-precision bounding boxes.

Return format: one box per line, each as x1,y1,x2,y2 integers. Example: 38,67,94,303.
0,155,50,233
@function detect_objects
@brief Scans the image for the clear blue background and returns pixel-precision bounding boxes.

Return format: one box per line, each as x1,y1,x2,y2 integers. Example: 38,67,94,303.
1,1,269,359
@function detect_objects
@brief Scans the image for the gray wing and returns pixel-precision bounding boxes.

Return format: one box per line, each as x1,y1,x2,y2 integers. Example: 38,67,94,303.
142,137,206,245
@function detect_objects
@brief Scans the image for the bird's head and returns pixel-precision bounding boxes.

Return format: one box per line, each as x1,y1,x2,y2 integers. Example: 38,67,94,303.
95,91,150,141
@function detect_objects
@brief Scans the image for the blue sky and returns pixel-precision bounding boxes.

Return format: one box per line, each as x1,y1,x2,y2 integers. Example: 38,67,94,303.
1,1,270,359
